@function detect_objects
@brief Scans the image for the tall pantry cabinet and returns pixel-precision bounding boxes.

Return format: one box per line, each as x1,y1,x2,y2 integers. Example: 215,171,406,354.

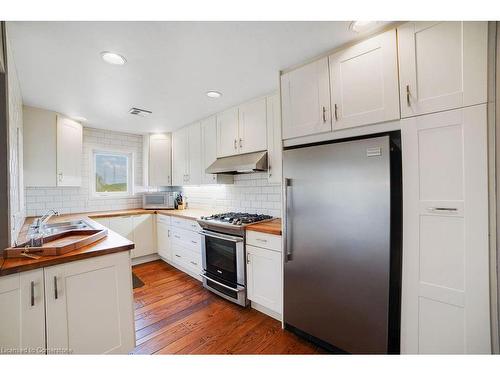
398,21,490,354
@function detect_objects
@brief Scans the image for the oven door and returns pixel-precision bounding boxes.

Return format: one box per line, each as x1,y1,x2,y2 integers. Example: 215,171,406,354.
200,229,245,286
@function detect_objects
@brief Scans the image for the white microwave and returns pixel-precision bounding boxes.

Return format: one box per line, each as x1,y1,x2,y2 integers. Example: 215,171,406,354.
142,192,177,210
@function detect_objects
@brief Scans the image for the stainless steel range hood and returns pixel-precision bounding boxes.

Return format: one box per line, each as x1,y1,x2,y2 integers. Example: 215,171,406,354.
206,151,268,174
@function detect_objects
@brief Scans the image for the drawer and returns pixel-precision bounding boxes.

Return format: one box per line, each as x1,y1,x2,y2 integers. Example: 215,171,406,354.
171,216,201,232
246,230,282,252
184,248,202,271
171,227,201,250
171,243,202,273
157,214,171,225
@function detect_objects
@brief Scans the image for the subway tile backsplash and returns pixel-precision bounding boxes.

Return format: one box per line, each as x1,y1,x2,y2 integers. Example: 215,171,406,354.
25,127,282,218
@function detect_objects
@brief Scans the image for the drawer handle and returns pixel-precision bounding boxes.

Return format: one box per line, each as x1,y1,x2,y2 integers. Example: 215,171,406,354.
190,261,198,266
256,238,268,243
175,254,181,258
174,235,181,239
428,207,458,212
191,240,197,244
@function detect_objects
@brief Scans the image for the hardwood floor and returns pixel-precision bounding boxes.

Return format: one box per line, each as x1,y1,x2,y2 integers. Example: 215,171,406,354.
132,260,324,354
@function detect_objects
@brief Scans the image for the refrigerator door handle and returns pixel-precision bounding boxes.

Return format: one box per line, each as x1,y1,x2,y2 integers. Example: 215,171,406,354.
283,178,292,262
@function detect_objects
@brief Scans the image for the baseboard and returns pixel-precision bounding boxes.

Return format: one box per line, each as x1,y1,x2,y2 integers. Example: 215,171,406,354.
251,301,282,321
131,253,160,266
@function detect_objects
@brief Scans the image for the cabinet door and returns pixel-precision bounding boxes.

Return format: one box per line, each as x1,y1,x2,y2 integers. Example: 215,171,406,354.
201,116,218,184
132,214,155,258
172,126,188,186
329,29,399,130
187,122,202,185
398,21,487,118
56,116,82,186
157,222,172,261
266,93,282,184
246,245,282,315
108,216,134,255
44,252,135,354
149,133,171,187
216,107,239,157
238,97,267,154
401,105,489,354
0,269,46,352
281,57,331,140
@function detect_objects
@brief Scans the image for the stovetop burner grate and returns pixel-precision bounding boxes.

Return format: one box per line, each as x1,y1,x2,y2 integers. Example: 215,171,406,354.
200,212,273,226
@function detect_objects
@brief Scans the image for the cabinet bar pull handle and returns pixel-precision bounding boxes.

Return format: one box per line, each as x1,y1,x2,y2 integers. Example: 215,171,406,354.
334,104,338,121
406,85,411,106
175,254,181,258
247,253,250,264
30,281,35,306
234,139,237,150
239,138,243,149
54,276,58,300
322,106,327,122
190,261,197,266
256,238,267,243
428,207,458,212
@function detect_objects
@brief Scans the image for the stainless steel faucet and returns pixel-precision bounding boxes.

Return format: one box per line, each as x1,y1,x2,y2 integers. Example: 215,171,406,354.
33,209,60,233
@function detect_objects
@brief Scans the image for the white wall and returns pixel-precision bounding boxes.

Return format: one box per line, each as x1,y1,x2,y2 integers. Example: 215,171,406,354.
6,25,25,244
182,172,282,217
25,127,144,217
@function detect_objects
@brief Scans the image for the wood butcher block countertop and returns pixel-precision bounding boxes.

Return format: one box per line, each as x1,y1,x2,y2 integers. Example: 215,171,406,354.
246,218,282,236
1,208,281,276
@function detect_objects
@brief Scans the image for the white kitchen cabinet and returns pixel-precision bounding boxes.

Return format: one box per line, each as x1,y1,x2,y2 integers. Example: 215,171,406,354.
401,104,490,354
281,57,331,140
56,115,83,186
398,21,488,118
44,252,135,354
169,217,202,280
266,93,282,184
329,29,399,130
238,97,267,154
0,269,46,352
172,123,202,186
24,107,83,187
187,122,202,185
157,216,172,262
107,215,134,242
200,116,234,185
132,214,156,258
246,243,282,318
172,126,189,186
146,133,172,187
216,107,240,157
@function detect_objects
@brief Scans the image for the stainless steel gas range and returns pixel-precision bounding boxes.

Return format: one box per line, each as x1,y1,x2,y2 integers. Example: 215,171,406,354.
197,212,273,306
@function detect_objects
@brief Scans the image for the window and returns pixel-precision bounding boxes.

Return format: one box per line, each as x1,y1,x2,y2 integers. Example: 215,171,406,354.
92,151,133,197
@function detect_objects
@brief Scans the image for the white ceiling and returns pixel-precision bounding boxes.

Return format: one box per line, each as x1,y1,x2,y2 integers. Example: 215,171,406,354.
8,21,367,134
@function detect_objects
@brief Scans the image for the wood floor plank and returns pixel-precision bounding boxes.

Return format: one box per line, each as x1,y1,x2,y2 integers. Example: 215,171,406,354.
132,260,324,355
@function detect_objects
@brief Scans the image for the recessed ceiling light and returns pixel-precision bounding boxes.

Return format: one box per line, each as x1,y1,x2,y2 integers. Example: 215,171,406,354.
206,91,222,98
349,21,381,33
100,51,127,65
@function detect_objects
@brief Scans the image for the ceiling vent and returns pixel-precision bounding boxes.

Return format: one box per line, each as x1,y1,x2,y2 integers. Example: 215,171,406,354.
129,107,152,117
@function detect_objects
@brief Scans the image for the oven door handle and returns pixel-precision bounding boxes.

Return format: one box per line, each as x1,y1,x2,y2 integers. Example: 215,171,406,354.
200,274,245,293
199,230,243,243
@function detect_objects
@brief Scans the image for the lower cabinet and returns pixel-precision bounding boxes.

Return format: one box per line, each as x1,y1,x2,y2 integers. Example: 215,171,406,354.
0,252,135,354
169,217,202,280
246,232,282,319
157,215,172,262
98,214,155,260
0,269,46,353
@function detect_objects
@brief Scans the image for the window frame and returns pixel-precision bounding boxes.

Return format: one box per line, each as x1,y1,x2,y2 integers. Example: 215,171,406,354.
90,149,134,198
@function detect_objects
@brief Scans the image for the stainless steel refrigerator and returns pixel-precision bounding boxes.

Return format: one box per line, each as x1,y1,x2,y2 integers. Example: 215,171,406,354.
283,133,402,354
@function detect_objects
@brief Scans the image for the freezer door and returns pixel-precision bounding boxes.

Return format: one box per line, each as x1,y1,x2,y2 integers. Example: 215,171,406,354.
283,135,392,353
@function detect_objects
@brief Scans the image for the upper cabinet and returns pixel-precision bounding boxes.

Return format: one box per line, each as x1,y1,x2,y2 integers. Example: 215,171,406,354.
281,57,331,140
146,133,172,187
398,21,488,118
56,116,83,186
238,97,268,154
172,122,202,186
266,93,282,184
216,98,268,158
24,106,82,187
201,116,233,185
329,29,400,130
216,107,239,157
